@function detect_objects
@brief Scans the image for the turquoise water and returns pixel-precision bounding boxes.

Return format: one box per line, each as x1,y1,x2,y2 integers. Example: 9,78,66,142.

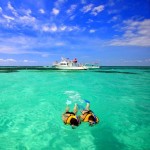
0,67,150,150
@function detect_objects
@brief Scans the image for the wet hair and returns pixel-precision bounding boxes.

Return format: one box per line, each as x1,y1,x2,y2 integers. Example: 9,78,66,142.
70,118,79,126
89,115,96,122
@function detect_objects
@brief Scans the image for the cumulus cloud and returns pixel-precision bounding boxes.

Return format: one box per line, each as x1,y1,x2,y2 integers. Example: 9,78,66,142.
42,24,58,32
54,0,66,8
39,9,45,14
108,16,119,23
50,25,58,32
25,9,32,16
66,5,77,14
81,4,94,13
109,19,150,46
0,2,80,34
81,4,104,15
60,25,67,31
89,29,96,33
2,14,15,21
19,15,36,25
52,8,60,15
87,19,93,23
0,58,38,65
67,26,80,31
91,5,104,16
0,4,37,30
0,58,17,62
0,7,2,13
23,60,36,63
7,1,18,16
70,15,75,20
42,24,80,32
0,58,37,65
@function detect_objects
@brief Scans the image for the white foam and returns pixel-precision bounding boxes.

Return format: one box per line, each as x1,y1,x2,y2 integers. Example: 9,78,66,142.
64,90,84,104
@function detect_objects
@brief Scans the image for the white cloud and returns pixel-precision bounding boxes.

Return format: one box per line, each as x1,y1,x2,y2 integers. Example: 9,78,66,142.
0,3,79,34
42,26,50,32
0,6,37,30
23,60,36,63
89,29,96,33
70,15,75,20
8,2,14,10
42,24,80,32
2,14,15,21
87,19,93,23
50,25,58,32
54,0,66,8
0,58,38,65
25,9,32,16
7,1,18,17
81,4,94,13
20,9,32,16
60,26,67,31
108,16,119,23
0,58,37,64
0,7,2,13
39,9,45,14
60,25,80,32
42,25,58,32
0,58,17,62
52,8,60,15
109,19,150,47
67,26,79,31
91,5,105,16
66,5,77,14
19,15,35,23
81,4,104,15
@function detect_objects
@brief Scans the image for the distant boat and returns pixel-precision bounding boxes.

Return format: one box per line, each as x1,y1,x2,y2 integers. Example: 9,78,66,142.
52,57,87,70
85,63,100,69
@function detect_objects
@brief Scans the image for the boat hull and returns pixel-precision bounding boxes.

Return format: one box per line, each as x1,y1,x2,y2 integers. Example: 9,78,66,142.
86,66,100,69
53,66,87,70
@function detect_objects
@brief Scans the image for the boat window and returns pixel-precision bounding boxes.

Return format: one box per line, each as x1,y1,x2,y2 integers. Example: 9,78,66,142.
60,63,67,65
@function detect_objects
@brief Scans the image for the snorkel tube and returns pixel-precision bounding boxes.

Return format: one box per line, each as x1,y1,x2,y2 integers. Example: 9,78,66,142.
84,99,90,103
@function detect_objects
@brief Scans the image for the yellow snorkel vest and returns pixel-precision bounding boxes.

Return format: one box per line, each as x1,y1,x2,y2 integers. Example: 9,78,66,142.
66,115,77,124
83,113,99,123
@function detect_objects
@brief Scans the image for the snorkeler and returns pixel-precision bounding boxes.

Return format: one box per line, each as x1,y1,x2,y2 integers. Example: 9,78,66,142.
80,102,99,126
62,103,81,129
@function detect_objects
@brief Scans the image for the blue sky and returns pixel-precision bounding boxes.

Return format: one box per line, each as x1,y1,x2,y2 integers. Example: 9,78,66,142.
0,0,150,66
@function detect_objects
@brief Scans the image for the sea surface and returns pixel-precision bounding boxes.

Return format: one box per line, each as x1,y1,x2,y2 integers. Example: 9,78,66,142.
0,67,150,150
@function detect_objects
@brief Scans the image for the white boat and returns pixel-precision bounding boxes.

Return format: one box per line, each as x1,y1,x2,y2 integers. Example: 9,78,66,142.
52,57,87,70
85,63,100,69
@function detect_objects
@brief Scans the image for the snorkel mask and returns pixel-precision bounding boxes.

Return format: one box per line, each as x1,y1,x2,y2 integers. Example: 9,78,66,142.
89,121,96,126
71,125,77,129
